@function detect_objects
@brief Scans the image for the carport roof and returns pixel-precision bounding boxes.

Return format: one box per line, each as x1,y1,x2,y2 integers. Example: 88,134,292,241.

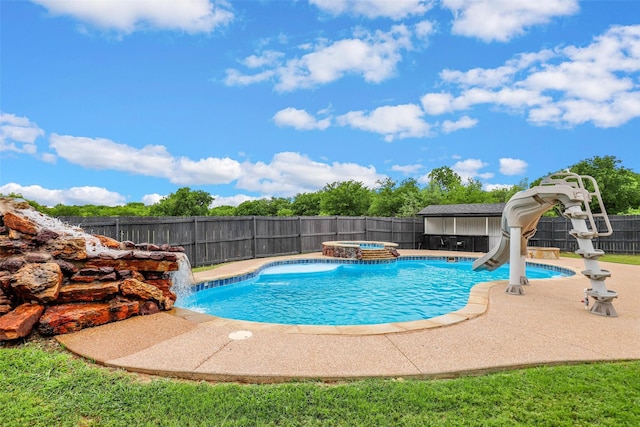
417,203,506,217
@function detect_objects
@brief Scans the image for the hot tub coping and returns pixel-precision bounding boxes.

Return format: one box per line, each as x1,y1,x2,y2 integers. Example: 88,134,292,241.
322,240,398,248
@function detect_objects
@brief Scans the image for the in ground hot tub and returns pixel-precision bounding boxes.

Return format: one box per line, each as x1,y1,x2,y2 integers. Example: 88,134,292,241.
527,247,560,259
322,241,399,260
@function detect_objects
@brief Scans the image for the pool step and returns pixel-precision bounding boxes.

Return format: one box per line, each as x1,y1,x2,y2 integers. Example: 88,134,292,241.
360,249,397,260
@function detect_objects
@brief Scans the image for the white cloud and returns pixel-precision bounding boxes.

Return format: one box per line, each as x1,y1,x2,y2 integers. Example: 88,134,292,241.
0,183,125,207
499,158,528,175
4,148,388,204
439,51,555,88
452,158,493,181
173,157,243,185
41,153,57,164
442,0,579,42
310,0,432,20
224,69,275,86
440,65,518,88
236,152,385,196
43,130,388,199
420,92,454,115
337,104,431,141
225,25,414,91
273,108,331,130
415,20,436,40
31,0,234,34
484,183,514,192
50,134,175,176
441,115,478,133
422,83,551,117
524,60,634,103
391,163,424,175
419,24,640,129
241,51,284,68
525,25,640,127
142,193,164,206
49,134,242,185
416,172,431,185
4,110,395,205
64,186,126,206
0,112,45,155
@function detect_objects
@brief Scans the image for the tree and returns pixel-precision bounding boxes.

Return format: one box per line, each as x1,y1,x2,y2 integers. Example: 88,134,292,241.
234,198,292,216
369,178,422,217
444,178,485,204
534,156,640,214
47,204,83,216
368,178,400,217
428,166,462,192
568,156,640,214
209,205,236,216
395,178,425,217
291,192,322,216
320,180,372,216
117,202,152,216
149,187,213,216
276,208,294,217
421,166,465,206
269,197,293,216
397,191,426,217
234,199,272,216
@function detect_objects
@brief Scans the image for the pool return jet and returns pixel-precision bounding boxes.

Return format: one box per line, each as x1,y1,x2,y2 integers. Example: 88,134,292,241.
472,171,618,317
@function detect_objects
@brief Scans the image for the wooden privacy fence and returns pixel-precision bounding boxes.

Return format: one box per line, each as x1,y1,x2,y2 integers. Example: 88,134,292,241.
58,216,424,268
57,214,639,267
528,215,640,255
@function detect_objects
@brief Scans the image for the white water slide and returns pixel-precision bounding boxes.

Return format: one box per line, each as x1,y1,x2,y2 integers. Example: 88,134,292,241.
472,172,618,316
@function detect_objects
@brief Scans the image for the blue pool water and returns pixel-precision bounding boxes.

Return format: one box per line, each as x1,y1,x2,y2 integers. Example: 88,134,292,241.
339,242,385,249
177,259,571,326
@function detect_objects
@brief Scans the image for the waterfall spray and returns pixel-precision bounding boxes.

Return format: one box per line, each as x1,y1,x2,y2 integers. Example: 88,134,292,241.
169,253,195,300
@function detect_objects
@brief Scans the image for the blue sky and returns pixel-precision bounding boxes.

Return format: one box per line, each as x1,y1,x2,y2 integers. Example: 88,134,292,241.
1,0,639,207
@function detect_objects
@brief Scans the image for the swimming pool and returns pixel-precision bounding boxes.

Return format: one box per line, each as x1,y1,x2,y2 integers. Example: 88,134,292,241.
177,257,572,326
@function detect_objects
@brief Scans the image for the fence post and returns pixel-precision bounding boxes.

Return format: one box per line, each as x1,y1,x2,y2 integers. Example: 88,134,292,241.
253,216,257,258
193,217,198,268
365,217,369,241
389,217,393,242
298,216,302,254
115,218,120,241
413,217,416,249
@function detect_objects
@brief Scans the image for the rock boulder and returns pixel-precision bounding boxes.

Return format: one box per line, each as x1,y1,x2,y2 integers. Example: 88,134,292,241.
0,197,189,340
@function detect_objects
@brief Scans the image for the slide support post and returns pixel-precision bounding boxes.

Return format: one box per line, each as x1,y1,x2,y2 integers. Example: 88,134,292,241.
506,226,525,295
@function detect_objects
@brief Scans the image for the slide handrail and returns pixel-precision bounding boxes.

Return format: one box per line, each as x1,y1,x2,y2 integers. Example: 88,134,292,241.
543,171,613,237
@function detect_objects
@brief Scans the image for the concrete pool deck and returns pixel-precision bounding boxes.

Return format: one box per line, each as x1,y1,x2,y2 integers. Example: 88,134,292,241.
56,250,640,383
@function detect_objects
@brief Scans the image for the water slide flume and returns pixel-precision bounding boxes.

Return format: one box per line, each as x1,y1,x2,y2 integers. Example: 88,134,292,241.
472,172,618,317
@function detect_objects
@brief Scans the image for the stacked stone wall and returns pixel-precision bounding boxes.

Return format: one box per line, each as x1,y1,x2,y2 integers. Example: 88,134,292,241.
0,198,184,340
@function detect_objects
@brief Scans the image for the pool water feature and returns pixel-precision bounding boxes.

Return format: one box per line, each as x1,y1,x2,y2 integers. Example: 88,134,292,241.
177,258,572,326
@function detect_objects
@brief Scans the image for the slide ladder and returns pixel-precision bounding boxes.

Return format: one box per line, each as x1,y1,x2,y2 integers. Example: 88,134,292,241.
563,174,616,316
472,172,618,317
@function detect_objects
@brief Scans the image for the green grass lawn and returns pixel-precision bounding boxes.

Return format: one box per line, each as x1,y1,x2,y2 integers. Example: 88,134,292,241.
1,338,639,426
561,252,640,265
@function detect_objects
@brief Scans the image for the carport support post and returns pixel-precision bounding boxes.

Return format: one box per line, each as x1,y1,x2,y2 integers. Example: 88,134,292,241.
506,226,525,295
